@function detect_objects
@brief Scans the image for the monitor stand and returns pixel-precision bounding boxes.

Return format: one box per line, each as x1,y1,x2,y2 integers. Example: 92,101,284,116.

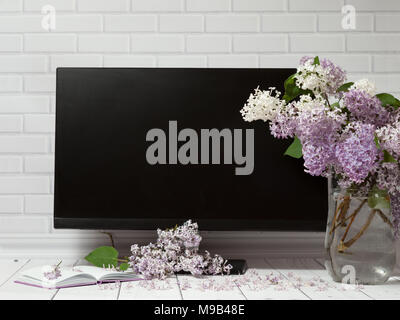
227,259,248,275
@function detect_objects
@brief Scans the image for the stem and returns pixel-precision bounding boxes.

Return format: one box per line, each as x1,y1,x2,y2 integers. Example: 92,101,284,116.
339,209,377,252
376,209,393,228
330,196,351,235
101,231,115,248
339,199,367,245
117,258,129,263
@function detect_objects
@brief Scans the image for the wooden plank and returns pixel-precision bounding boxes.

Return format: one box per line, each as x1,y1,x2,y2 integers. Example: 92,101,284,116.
119,275,182,300
53,259,120,300
177,274,246,300
266,258,371,300
0,258,76,300
232,258,309,300
315,257,400,299
0,258,29,287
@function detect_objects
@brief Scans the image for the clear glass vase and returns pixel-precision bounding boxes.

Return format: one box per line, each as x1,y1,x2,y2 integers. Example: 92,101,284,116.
324,177,396,285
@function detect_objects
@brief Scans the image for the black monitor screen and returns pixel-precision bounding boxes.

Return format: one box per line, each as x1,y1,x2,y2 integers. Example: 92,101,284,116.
55,68,327,231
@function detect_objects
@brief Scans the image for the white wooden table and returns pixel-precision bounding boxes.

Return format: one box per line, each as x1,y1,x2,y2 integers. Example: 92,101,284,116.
1,257,400,300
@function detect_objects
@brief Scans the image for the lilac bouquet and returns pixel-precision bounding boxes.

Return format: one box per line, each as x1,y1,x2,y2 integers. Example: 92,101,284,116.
240,56,400,235
129,220,232,279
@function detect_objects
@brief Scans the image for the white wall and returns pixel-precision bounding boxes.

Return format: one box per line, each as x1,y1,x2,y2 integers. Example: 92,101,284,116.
0,0,399,256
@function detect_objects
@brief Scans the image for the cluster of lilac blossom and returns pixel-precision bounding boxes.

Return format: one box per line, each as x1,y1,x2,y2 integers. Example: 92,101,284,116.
128,220,232,279
241,56,400,235
43,264,62,280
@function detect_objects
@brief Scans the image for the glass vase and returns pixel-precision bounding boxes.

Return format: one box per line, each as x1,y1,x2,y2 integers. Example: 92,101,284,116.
324,177,396,285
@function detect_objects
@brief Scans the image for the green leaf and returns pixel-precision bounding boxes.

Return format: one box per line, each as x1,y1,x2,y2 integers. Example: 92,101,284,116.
336,82,354,93
368,186,390,210
376,93,400,109
313,56,320,65
284,136,303,159
85,246,119,268
383,150,397,163
374,134,380,149
119,263,129,271
330,102,340,108
283,74,312,103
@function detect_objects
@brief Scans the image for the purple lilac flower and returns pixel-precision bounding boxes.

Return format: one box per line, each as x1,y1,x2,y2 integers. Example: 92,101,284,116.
320,58,347,94
335,123,379,184
129,220,232,280
344,89,390,127
43,265,62,280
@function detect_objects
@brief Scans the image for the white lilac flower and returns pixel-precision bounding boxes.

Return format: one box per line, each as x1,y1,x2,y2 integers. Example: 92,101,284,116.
240,87,285,122
350,79,376,97
295,57,346,96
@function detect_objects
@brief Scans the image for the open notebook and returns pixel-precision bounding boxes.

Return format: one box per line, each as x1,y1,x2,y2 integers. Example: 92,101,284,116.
15,265,142,289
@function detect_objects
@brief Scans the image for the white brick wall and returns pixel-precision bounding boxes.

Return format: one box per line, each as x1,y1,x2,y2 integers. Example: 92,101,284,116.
0,0,399,237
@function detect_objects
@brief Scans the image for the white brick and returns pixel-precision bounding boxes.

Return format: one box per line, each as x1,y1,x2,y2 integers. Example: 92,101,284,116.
206,15,259,32
318,14,373,32
24,115,55,133
51,54,103,71
346,0,400,11
25,156,54,173
105,15,157,32
0,196,23,213
186,0,230,12
0,216,49,233
347,35,400,52
78,0,129,12
186,35,231,53
374,55,400,72
208,55,258,68
0,136,48,153
260,54,303,68
289,0,343,11
0,116,22,132
159,15,203,32
131,35,184,52
291,35,344,52
260,55,370,73
0,16,44,32
0,177,49,194
24,75,56,92
0,35,22,52
0,76,22,92
25,195,54,214
376,14,400,32
53,15,103,32
0,96,49,113
323,54,371,72
79,35,130,52
262,14,316,32
347,74,400,93
0,55,47,72
234,35,287,53
103,55,156,67
132,0,183,12
158,55,207,67
0,157,22,173
233,0,285,11
24,0,75,11
50,135,55,153
25,34,76,52
0,0,22,11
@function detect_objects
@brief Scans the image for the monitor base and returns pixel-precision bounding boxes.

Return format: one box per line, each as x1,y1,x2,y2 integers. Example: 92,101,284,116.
227,259,248,275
